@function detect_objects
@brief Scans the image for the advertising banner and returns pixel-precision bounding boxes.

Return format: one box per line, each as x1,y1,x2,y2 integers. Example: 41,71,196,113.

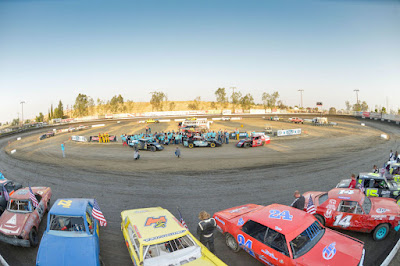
277,128,302,137
71,136,88,142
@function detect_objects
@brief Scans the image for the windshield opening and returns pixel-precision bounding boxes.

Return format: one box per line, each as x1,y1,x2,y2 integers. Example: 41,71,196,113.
49,215,86,233
290,221,325,259
7,199,32,212
143,235,196,259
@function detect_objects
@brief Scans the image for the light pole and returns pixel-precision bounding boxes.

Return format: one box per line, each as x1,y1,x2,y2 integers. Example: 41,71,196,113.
298,89,304,108
20,101,26,125
354,89,359,105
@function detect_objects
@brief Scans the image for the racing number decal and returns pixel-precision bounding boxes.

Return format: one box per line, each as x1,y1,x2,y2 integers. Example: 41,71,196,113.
237,234,255,257
269,210,293,221
333,214,352,228
58,200,72,208
366,189,379,197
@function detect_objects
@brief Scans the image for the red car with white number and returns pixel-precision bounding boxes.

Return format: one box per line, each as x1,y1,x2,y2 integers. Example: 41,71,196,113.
303,188,400,241
213,203,365,266
236,133,270,148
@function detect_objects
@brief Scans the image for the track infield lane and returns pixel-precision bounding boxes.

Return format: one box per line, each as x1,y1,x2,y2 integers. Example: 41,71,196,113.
0,118,399,265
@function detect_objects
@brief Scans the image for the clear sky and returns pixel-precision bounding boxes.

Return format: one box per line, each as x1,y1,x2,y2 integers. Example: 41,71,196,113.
0,0,399,123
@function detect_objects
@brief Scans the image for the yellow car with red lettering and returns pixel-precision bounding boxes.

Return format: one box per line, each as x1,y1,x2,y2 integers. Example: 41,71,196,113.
121,207,226,266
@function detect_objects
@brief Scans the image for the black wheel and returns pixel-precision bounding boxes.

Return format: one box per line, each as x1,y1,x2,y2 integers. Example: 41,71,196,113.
151,146,156,152
29,227,39,247
314,214,325,226
46,200,51,212
225,233,240,252
373,224,390,241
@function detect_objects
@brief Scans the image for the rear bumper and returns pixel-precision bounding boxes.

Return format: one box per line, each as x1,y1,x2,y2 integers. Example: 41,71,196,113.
0,234,30,247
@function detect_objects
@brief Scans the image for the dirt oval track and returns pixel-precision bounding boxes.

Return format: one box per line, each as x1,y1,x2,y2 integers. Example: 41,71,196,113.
0,116,399,266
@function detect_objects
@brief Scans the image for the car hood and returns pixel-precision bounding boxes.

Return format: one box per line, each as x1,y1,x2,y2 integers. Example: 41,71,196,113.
37,232,98,265
370,198,400,215
296,229,364,265
0,211,29,236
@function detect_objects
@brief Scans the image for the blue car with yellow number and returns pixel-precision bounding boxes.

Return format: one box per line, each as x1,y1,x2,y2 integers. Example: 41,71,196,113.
36,198,102,266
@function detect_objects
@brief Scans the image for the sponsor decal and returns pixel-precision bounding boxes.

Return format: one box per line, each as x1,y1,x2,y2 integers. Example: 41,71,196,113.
371,215,387,220
338,190,354,195
258,255,274,266
338,196,351,200
229,206,248,213
237,234,255,257
6,214,17,226
376,208,390,214
326,204,336,210
143,230,186,242
329,199,336,205
16,190,27,195
389,216,395,220
322,242,336,260
133,225,142,238
261,249,278,261
133,210,149,213
279,259,284,264
237,218,244,226
214,216,225,225
269,210,293,221
324,209,333,219
145,216,167,228
275,226,282,231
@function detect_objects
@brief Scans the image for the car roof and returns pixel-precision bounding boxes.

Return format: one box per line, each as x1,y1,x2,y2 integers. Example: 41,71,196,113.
359,172,385,180
50,198,92,216
121,207,188,246
246,204,316,241
328,188,364,202
11,187,49,200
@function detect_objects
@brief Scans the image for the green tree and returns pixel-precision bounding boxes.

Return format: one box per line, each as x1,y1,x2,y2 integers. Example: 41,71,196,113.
262,91,280,109
210,102,217,109
188,97,201,110
53,100,64,118
35,112,44,122
329,107,337,114
381,107,387,114
352,103,361,112
231,91,242,111
73,93,91,117
50,104,54,119
360,101,368,112
345,101,352,111
11,118,19,126
215,88,228,108
240,93,254,110
109,94,124,113
150,91,167,111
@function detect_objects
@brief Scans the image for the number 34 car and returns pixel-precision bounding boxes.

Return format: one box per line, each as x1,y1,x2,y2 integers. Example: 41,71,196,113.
36,199,103,265
303,188,400,241
121,207,226,266
213,203,365,266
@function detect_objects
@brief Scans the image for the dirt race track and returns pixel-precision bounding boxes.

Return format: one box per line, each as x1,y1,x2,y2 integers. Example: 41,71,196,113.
1,116,399,265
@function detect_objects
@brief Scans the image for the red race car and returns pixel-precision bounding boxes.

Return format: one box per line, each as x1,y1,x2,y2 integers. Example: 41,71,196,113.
213,203,365,265
236,133,270,148
303,188,400,241
0,187,52,247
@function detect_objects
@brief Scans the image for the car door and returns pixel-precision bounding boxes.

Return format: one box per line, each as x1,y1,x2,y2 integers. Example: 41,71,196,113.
332,200,365,231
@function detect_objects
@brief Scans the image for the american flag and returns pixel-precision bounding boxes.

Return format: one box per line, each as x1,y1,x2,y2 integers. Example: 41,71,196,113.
29,186,39,208
92,199,107,227
2,185,9,201
177,208,188,229
306,195,316,215
359,182,365,193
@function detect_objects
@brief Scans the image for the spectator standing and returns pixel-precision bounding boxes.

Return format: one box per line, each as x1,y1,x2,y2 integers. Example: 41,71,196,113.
134,150,140,160
197,211,217,253
175,147,181,158
61,143,66,158
225,131,229,144
348,174,357,188
290,190,305,210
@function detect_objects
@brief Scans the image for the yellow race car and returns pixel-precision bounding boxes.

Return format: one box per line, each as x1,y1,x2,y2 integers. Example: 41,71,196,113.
145,119,159,124
186,117,197,121
121,207,226,266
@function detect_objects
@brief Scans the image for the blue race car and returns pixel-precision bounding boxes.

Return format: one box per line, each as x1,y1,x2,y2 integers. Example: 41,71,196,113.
36,199,102,266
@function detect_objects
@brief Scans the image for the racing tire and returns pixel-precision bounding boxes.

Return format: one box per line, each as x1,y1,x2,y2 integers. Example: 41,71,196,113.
396,196,400,206
46,200,50,212
225,233,240,252
373,224,390,241
29,227,39,247
210,143,216,148
151,146,156,152
314,214,325,226
188,143,194,149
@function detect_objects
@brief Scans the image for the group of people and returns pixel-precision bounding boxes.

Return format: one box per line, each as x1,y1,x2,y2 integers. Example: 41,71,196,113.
389,150,400,163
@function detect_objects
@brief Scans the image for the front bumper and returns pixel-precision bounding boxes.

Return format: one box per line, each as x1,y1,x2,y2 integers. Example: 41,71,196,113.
0,233,30,247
